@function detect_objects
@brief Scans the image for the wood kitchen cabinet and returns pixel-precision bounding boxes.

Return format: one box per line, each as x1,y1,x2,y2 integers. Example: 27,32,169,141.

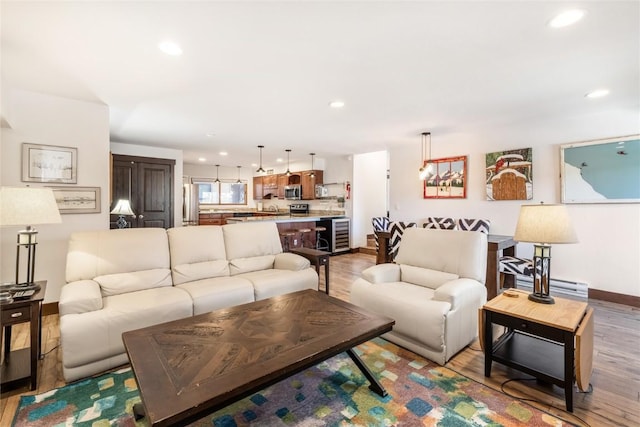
198,213,233,225
253,176,263,200
301,170,323,200
262,174,278,199
277,174,289,199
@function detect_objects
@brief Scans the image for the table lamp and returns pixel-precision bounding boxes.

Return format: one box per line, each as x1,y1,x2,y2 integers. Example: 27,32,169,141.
513,202,578,304
0,186,62,289
110,199,135,228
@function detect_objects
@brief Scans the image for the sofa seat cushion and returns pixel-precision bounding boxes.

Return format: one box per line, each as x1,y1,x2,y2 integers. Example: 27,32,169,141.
176,276,255,315
350,279,451,352
236,268,318,300
60,287,192,369
94,268,172,297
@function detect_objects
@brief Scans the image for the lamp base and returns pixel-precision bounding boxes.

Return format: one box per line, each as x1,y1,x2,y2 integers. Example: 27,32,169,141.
528,293,555,304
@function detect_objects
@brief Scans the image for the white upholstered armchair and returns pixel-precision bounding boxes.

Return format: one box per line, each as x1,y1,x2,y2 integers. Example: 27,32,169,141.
350,227,487,365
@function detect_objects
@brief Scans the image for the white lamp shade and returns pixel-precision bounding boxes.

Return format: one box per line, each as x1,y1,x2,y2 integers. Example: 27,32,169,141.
514,203,578,244
0,187,62,226
110,199,135,216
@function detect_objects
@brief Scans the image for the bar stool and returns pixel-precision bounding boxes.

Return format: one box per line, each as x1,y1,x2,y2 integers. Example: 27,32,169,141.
279,230,296,252
314,226,329,251
297,227,313,248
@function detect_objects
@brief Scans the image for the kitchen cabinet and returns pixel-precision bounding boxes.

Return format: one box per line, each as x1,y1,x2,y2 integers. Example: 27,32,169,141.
301,170,323,200
198,213,233,225
277,174,289,199
262,174,278,199
253,176,263,200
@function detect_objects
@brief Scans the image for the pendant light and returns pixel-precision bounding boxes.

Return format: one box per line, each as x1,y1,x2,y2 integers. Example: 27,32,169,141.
256,145,265,173
310,153,316,178
418,132,432,180
285,149,291,176
214,164,220,183
236,166,242,183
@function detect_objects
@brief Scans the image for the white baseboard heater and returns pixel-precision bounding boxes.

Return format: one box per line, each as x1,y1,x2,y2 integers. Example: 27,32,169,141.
515,276,588,300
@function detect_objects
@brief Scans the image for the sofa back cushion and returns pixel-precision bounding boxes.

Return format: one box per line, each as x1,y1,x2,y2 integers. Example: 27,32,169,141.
222,222,283,275
66,228,172,296
395,227,487,284
167,226,229,285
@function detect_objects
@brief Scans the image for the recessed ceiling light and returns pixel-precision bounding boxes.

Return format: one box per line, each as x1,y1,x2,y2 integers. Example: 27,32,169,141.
158,41,183,56
329,100,345,109
585,89,610,98
548,9,585,28
198,157,206,162
219,151,228,156
206,132,215,137
276,158,283,163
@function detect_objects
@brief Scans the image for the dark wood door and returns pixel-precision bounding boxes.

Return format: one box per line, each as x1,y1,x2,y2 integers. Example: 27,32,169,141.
110,154,175,229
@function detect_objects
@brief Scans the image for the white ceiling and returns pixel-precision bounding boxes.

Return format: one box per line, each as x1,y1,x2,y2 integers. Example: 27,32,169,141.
2,1,638,168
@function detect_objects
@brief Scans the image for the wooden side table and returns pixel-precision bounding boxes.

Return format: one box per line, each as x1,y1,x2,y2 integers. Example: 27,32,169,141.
290,247,330,295
0,280,46,391
481,290,593,412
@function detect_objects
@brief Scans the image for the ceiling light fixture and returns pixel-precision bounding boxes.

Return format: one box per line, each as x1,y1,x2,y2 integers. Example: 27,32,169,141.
198,157,206,162
329,100,345,109
158,41,183,56
285,149,292,176
585,89,610,98
310,153,316,178
219,151,228,156
214,164,220,183
256,145,266,173
418,132,433,180
236,166,242,183
548,9,585,28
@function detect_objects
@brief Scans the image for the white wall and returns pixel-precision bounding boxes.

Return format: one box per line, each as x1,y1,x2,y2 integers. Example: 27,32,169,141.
384,114,640,297
353,151,387,248
110,142,183,226
1,89,110,303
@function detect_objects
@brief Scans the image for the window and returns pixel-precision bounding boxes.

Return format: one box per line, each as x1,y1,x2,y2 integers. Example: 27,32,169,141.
192,178,247,205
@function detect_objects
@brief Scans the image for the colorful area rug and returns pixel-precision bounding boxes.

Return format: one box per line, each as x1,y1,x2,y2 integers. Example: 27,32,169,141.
13,338,573,426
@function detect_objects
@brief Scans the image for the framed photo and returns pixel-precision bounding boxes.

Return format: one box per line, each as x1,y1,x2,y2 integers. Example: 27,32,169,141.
22,143,77,183
422,155,467,199
49,186,101,214
485,148,533,201
560,135,640,204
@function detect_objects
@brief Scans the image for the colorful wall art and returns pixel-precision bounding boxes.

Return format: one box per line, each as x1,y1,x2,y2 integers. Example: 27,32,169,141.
485,148,532,201
423,155,467,199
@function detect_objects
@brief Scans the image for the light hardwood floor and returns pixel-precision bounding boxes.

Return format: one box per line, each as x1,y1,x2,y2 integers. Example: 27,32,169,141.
1,252,638,426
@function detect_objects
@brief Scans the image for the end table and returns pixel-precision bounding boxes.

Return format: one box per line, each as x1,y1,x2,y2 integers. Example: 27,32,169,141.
1,280,46,391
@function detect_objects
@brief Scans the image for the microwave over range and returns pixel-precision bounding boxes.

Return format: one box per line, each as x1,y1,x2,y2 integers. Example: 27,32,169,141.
284,185,301,200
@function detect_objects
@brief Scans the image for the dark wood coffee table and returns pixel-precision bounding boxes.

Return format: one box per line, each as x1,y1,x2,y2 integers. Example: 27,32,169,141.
122,290,395,427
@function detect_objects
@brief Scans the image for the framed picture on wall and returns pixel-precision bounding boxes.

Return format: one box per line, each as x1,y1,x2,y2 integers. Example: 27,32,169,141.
422,155,467,199
485,148,533,201
49,186,101,213
22,143,77,183
560,135,640,204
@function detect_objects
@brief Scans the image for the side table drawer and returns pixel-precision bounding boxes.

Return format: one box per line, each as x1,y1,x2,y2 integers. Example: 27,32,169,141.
491,311,564,342
1,305,31,325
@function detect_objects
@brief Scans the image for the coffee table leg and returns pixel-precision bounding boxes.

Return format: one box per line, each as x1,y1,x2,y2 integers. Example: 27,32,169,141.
133,402,146,421
346,349,387,397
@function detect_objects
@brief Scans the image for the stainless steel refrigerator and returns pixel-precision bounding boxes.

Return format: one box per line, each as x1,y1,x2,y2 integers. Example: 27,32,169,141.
182,183,199,226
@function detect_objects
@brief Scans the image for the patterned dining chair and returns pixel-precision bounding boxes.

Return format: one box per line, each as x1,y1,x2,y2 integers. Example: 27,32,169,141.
388,221,417,260
371,216,391,252
457,218,491,234
422,217,457,230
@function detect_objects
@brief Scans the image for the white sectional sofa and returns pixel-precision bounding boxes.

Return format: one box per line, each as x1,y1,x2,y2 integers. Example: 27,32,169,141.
59,222,318,382
350,227,487,365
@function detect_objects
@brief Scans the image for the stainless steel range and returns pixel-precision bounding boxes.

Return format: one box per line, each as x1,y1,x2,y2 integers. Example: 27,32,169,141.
289,203,309,216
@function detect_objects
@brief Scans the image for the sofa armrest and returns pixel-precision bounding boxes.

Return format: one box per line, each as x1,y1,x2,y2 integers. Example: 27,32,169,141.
432,278,486,311
361,263,401,284
274,252,311,271
59,280,103,316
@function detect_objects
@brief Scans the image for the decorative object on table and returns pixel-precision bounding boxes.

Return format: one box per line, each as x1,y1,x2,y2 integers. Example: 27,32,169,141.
560,134,640,204
514,202,578,304
255,145,266,173
110,199,135,229
418,131,432,180
423,155,467,199
12,339,573,427
0,186,61,289
485,147,532,201
21,143,77,183
49,186,101,213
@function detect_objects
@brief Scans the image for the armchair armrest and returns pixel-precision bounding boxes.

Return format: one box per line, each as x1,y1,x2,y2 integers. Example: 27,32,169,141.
59,280,103,316
361,263,401,284
433,278,486,311
274,252,311,271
